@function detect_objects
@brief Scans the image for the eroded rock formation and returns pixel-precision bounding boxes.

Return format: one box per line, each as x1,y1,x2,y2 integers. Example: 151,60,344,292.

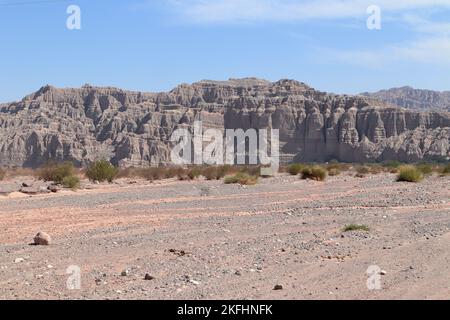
0,78,449,167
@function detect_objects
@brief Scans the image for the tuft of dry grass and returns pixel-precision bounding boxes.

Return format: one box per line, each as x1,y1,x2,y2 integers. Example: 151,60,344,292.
440,163,450,176
343,224,370,232
397,165,424,183
224,172,258,185
301,166,327,181
287,163,305,176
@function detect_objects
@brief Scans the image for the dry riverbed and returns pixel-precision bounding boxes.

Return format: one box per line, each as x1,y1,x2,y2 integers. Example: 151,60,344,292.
0,173,449,300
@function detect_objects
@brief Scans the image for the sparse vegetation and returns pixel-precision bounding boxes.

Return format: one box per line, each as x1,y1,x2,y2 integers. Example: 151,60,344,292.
301,166,327,181
397,165,424,183
327,168,341,176
356,166,371,175
383,160,401,169
224,172,258,185
0,168,5,181
441,164,450,175
288,163,305,176
187,167,202,180
201,166,232,180
37,162,75,184
355,164,384,175
343,224,370,232
62,175,80,189
416,163,433,175
86,160,119,183
326,162,352,172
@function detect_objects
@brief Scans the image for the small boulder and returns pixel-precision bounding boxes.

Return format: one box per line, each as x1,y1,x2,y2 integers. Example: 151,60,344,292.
33,232,51,246
273,285,283,291
144,274,155,281
47,185,59,193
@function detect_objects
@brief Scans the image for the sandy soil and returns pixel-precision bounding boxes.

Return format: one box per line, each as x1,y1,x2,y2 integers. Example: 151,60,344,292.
0,173,449,300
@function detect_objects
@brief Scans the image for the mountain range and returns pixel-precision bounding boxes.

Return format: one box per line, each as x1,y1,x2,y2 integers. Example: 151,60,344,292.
362,87,450,112
0,78,449,167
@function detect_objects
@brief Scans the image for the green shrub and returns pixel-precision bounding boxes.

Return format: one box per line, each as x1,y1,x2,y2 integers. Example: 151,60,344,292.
397,165,424,183
38,162,75,184
416,163,433,175
86,160,118,183
62,175,80,189
224,172,258,185
288,163,304,176
343,224,370,232
442,164,450,175
0,168,5,181
301,166,327,181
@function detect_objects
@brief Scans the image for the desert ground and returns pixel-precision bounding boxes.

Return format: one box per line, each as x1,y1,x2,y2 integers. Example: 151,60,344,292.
0,172,449,300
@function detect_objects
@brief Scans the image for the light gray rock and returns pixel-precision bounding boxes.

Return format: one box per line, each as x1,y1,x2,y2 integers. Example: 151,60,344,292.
0,79,449,167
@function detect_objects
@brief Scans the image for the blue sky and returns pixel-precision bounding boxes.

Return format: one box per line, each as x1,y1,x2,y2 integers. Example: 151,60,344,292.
0,0,449,102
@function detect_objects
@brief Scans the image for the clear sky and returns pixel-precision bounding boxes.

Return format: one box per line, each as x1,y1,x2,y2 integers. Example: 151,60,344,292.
0,0,449,102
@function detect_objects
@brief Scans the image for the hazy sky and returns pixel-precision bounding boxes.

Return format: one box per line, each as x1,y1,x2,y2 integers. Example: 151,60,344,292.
0,0,449,102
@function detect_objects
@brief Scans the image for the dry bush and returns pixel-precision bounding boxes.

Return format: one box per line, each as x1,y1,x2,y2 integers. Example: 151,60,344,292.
416,163,433,176
37,162,76,184
356,166,371,175
441,163,450,175
287,163,305,176
397,165,424,183
343,224,370,232
328,168,341,176
224,172,258,185
0,168,5,181
326,162,352,172
301,166,327,181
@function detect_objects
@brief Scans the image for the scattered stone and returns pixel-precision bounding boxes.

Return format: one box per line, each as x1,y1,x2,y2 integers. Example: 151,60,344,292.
121,269,129,276
144,274,155,281
168,249,189,257
235,270,242,276
14,258,24,263
380,270,387,276
47,185,59,193
33,232,51,246
273,285,283,291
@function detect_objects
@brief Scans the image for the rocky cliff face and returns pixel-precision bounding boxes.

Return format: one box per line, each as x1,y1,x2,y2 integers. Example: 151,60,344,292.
362,87,450,111
1,78,449,167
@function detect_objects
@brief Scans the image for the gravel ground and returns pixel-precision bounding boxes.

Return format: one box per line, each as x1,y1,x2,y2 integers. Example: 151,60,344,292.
0,173,449,300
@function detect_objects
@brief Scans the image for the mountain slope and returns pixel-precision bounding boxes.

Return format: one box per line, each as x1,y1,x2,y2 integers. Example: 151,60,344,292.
1,79,449,167
362,87,450,111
